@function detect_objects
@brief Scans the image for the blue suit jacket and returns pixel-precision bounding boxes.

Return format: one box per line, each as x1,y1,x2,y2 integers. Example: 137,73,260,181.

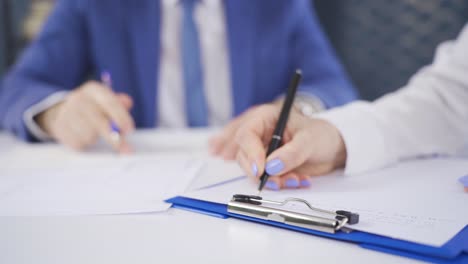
0,0,357,141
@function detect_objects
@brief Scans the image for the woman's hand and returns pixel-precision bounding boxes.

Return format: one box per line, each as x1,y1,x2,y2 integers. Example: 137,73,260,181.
210,103,347,190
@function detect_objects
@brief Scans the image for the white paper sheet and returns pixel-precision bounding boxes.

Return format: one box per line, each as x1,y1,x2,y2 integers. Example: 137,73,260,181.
0,129,217,171
184,158,468,247
188,156,245,190
0,154,202,216
0,129,246,216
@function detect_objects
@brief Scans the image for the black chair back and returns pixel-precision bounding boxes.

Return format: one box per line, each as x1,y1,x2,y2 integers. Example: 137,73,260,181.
315,0,468,100
0,1,10,77
0,0,31,78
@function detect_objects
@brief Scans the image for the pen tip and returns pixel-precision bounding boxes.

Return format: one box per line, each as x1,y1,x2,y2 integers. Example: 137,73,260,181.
295,69,302,75
101,71,112,86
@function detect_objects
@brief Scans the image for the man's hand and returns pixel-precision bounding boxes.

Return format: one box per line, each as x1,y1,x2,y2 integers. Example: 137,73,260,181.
210,103,347,190
36,81,135,153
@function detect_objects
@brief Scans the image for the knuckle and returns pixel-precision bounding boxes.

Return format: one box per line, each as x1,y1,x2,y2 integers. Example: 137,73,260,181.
103,98,114,109
102,97,118,112
258,104,276,114
80,81,97,93
67,91,82,103
83,81,108,99
85,80,101,89
254,104,269,115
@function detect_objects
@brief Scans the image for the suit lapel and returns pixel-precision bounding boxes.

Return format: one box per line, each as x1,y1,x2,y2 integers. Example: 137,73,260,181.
224,0,255,116
127,0,160,127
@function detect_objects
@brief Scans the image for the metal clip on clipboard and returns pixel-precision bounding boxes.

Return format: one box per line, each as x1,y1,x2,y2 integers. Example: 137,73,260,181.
227,194,359,234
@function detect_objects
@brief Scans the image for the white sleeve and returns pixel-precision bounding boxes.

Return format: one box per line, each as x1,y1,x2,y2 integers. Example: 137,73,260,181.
315,24,468,175
23,91,68,141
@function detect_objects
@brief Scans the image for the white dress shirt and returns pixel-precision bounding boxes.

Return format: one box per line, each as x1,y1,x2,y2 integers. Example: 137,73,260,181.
158,0,232,128
317,24,468,175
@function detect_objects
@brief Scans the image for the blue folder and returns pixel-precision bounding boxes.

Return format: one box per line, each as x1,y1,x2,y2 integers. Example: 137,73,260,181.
167,196,468,264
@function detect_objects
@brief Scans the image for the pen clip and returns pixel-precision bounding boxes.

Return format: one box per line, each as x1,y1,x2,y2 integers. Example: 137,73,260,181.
232,194,263,205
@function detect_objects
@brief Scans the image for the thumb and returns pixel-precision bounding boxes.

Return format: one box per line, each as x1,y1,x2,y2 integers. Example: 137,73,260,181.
116,93,133,110
264,132,311,176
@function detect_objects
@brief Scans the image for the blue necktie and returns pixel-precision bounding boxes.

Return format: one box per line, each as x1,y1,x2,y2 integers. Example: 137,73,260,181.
182,0,208,127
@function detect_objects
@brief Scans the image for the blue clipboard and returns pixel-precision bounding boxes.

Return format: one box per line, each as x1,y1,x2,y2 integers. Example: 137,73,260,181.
166,196,468,264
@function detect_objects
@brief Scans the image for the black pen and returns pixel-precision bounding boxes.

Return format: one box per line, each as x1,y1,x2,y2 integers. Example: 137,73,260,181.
258,69,302,192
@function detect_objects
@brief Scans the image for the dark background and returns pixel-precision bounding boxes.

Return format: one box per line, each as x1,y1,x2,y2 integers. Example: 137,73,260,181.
315,0,468,99
1,0,467,99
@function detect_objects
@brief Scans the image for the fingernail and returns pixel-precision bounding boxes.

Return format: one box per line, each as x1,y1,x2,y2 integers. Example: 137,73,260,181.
110,122,120,133
300,179,311,188
459,175,468,187
285,179,299,188
251,163,258,177
265,159,285,175
265,181,279,191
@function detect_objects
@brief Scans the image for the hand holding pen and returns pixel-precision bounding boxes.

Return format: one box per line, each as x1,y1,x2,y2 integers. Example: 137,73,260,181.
257,70,302,192
35,72,135,153
213,69,347,191
100,71,135,153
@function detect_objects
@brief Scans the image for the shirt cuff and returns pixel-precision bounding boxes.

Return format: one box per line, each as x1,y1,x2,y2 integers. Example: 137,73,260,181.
315,102,394,175
23,91,69,141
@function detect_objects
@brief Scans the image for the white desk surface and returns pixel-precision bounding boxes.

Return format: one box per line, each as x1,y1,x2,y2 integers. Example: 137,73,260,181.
0,131,419,264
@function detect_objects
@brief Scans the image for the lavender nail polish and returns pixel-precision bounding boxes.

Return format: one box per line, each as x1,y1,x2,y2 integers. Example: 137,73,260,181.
265,159,285,175
285,179,299,188
300,179,311,187
265,181,280,191
459,175,468,187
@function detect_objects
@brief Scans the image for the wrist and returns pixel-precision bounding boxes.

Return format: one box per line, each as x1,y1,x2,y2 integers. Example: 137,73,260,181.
320,119,347,169
334,133,347,169
35,103,62,137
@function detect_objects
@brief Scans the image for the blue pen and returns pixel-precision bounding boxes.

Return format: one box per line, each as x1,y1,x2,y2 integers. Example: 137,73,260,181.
101,71,121,143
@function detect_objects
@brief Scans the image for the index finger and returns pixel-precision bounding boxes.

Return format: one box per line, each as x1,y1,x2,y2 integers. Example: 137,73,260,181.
109,132,133,154
235,129,266,178
84,83,135,134
80,99,133,154
234,105,279,177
